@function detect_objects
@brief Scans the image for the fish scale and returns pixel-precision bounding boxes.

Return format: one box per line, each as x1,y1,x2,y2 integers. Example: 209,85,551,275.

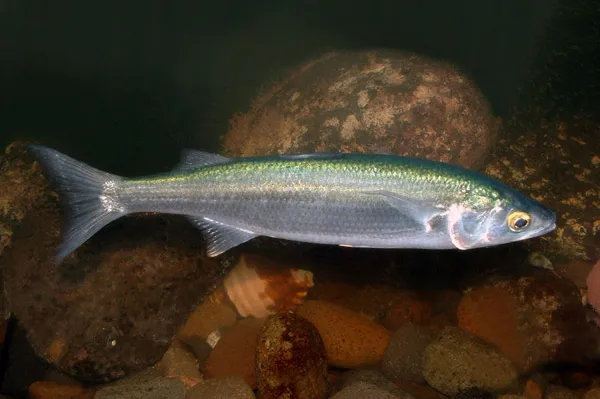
28,146,556,262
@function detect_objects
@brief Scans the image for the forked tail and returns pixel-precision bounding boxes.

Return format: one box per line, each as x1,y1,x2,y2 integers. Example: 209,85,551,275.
28,145,127,263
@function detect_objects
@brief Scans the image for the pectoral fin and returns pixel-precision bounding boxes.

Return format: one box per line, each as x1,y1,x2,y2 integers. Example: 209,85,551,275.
361,190,439,230
187,216,257,257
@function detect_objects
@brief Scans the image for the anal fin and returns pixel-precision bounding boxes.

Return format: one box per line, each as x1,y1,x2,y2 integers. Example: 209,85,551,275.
187,216,257,257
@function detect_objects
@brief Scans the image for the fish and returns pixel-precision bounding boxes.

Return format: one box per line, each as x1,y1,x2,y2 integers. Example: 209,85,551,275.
28,145,557,263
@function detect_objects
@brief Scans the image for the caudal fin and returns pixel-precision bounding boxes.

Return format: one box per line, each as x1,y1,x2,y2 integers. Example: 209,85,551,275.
28,145,127,263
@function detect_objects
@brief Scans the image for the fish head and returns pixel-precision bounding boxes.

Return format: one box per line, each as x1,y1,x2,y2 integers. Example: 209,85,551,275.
448,188,557,249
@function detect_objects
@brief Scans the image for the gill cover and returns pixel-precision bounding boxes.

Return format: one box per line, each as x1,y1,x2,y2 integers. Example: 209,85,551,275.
446,204,506,250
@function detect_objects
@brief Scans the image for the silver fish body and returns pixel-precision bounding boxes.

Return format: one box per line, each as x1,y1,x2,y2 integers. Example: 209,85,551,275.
28,146,556,262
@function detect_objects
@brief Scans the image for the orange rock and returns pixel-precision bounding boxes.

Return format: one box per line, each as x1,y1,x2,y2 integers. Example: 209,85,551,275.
177,301,238,342
459,270,598,374
204,317,265,388
296,300,391,368
457,286,525,370
28,381,94,399
523,379,543,399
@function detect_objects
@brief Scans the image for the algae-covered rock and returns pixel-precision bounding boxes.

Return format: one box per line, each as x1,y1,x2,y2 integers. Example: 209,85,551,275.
0,141,49,257
483,120,599,262
422,326,518,396
256,312,328,399
1,141,236,382
223,49,499,170
0,141,51,322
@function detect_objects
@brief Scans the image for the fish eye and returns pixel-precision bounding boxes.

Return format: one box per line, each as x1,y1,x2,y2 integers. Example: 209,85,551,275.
507,211,531,232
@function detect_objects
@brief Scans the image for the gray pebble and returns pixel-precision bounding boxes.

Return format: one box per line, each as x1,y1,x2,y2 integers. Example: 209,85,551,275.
95,368,186,399
337,367,399,391
381,323,431,384
185,376,255,399
331,381,413,399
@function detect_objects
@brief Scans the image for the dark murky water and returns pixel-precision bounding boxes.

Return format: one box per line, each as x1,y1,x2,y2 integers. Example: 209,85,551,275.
1,0,558,174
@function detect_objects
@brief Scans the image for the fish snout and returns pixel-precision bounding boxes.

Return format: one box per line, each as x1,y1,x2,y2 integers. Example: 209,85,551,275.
536,204,557,234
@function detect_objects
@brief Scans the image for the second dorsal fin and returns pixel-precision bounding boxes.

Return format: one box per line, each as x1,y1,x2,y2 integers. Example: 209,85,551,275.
174,149,232,171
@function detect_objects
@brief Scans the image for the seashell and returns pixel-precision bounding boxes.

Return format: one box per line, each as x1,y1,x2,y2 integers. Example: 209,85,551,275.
528,251,553,270
221,253,314,318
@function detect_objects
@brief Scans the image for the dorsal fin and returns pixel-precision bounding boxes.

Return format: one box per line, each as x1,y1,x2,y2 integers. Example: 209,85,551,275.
277,152,346,160
174,149,231,171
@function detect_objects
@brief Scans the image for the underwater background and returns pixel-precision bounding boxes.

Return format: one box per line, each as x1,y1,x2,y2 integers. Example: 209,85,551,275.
1,0,599,398
0,0,563,174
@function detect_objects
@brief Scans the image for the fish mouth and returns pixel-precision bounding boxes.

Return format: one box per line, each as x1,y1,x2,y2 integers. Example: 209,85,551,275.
542,221,557,234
